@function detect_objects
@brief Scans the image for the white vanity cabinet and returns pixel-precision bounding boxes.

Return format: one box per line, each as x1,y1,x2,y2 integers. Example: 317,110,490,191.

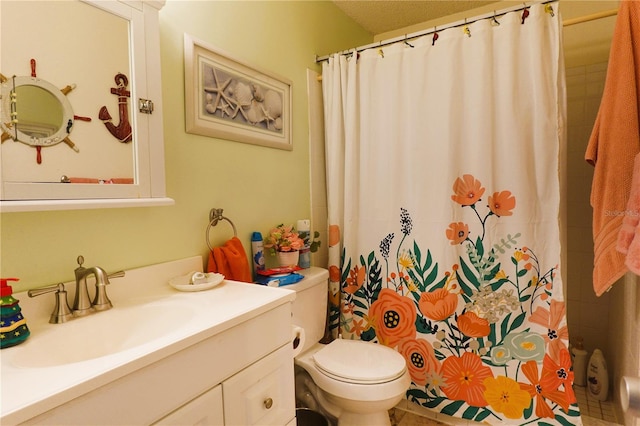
155,385,224,426
158,344,295,426
222,344,295,425
2,257,297,426
20,303,295,426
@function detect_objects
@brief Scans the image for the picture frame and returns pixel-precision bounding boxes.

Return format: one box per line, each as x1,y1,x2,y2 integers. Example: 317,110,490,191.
184,34,292,150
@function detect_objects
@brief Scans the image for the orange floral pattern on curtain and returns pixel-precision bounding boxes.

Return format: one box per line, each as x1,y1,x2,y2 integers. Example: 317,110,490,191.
327,175,580,424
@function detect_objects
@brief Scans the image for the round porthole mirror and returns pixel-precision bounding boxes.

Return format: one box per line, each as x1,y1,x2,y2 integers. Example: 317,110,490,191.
0,75,74,148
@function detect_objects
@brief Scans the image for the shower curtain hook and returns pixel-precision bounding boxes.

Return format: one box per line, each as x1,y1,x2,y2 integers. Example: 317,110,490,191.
521,3,530,24
491,10,501,26
544,3,555,17
404,34,414,48
378,41,384,58
432,27,439,46
463,19,471,37
343,49,353,61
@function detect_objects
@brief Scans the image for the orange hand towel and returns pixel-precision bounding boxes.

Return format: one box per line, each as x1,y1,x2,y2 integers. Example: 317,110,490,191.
207,236,252,283
585,1,640,296
617,153,640,274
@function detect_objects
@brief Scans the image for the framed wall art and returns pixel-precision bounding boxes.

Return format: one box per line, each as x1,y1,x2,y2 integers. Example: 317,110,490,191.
184,34,292,150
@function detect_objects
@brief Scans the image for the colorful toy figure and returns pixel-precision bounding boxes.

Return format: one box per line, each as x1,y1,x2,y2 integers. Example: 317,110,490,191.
0,278,30,348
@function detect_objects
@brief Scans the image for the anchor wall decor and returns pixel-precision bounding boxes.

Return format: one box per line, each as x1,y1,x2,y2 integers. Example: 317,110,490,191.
98,72,132,143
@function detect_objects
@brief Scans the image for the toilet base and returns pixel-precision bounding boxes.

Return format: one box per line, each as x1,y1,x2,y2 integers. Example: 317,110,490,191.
295,342,410,426
325,392,402,426
337,411,391,426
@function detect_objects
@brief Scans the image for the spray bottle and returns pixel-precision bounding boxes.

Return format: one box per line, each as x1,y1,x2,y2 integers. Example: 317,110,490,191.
251,232,265,280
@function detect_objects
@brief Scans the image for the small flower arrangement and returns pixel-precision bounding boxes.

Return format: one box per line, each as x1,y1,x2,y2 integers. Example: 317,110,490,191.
264,224,304,254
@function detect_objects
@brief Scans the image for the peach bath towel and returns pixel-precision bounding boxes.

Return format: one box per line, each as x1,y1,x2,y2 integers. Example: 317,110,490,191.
617,153,640,274
585,1,640,296
207,236,252,283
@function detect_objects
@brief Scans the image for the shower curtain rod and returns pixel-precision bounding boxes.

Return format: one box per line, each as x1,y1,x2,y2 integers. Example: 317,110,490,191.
315,2,618,64
562,8,618,27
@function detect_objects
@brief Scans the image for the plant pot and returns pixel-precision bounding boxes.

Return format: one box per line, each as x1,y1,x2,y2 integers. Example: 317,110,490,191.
277,250,299,267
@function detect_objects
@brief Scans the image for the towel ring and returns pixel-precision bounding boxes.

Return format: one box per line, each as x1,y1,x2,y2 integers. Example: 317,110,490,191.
206,208,238,252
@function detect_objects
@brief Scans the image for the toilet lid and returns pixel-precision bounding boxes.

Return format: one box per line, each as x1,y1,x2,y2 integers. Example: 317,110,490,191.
312,339,407,384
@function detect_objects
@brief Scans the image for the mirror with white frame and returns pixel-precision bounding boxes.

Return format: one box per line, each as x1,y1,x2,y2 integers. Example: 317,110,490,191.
0,75,72,150
0,0,171,212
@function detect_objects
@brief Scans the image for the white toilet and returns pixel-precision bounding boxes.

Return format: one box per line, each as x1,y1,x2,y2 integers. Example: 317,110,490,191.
290,267,411,426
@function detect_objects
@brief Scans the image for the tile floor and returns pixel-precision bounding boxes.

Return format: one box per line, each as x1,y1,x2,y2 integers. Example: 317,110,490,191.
389,386,622,426
389,408,448,426
575,386,621,425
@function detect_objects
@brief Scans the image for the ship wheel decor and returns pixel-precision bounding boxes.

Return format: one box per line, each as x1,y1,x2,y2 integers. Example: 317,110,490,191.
0,59,91,164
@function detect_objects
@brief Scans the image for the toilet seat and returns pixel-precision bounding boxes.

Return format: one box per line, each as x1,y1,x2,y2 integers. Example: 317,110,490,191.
312,339,407,384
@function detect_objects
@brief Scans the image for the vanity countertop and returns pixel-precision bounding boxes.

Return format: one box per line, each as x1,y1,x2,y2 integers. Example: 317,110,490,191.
0,256,296,424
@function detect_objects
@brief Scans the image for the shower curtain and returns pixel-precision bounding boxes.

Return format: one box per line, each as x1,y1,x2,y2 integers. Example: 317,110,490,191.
322,3,580,425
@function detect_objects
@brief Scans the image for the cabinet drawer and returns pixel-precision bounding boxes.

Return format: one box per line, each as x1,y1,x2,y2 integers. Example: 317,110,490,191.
223,344,295,426
154,385,223,426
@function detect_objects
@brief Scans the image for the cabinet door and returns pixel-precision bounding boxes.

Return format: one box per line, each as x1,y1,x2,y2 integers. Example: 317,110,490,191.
154,385,224,426
223,344,295,426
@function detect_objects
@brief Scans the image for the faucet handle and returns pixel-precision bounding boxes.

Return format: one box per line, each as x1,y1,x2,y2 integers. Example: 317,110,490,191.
76,255,85,267
92,270,124,312
92,269,123,311
28,283,74,324
108,270,125,280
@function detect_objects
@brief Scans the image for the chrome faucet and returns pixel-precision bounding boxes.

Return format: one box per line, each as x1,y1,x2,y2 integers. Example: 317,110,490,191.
74,255,124,314
28,256,125,323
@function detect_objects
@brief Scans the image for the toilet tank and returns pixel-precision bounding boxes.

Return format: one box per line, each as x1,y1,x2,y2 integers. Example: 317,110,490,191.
287,267,329,354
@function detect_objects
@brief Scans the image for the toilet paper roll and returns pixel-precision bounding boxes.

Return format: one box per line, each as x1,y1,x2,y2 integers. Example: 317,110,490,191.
621,376,640,417
292,325,306,357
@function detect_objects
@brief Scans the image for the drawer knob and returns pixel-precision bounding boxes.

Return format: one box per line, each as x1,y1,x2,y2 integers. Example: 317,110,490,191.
264,397,273,409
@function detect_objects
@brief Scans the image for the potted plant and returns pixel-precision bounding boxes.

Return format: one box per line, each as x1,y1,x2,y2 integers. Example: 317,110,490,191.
264,224,305,267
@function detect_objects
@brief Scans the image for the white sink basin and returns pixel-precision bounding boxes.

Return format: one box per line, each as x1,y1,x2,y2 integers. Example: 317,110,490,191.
12,299,194,368
1,256,296,425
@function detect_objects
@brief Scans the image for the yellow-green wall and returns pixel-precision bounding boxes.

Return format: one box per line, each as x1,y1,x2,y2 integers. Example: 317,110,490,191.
0,0,371,292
